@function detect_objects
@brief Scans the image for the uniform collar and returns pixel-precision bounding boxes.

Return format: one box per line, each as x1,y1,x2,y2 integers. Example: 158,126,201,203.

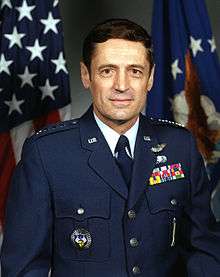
94,112,139,158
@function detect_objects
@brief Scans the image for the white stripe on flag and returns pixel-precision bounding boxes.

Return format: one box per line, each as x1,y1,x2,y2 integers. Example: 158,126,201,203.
10,120,34,164
59,104,72,121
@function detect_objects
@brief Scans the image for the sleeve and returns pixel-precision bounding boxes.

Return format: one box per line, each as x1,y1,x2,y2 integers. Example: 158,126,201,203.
0,139,52,277
182,134,220,277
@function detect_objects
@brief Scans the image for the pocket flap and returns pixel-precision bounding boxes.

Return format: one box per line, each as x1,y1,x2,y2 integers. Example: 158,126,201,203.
146,190,179,214
54,189,110,220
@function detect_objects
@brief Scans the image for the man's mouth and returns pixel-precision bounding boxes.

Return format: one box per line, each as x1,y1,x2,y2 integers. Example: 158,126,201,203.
110,98,133,102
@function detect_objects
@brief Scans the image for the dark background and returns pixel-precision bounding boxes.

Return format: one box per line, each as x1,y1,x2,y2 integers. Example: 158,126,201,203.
59,0,220,118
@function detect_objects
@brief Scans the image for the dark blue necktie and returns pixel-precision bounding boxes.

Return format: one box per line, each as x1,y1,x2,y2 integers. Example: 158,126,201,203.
115,135,133,186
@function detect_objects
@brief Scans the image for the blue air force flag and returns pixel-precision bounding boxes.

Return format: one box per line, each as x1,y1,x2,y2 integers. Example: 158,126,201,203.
147,0,220,217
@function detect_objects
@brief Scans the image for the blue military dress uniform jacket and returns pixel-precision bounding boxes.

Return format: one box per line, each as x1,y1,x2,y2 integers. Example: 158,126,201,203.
1,107,220,276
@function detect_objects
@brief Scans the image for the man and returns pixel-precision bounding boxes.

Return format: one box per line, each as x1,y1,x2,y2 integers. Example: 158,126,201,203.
1,19,220,277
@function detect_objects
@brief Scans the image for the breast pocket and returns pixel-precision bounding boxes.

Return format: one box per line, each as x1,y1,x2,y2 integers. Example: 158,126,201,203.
146,188,184,254
54,189,111,261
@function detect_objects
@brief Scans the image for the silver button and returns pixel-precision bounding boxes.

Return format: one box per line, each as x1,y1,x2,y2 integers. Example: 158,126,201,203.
170,199,177,206
128,210,136,219
132,266,141,275
129,237,139,247
77,208,85,215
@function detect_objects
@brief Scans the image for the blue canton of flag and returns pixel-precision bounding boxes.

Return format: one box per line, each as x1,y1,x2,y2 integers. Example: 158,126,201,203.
0,0,71,225
0,0,71,132
147,0,220,219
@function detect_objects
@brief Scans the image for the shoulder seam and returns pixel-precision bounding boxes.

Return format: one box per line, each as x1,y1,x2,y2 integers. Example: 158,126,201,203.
150,117,185,128
29,118,79,142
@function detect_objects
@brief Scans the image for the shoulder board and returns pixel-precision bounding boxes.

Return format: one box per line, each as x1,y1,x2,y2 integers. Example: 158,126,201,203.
150,118,185,128
29,118,79,141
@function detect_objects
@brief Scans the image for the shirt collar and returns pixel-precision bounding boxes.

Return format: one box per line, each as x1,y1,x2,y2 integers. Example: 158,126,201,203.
94,112,139,158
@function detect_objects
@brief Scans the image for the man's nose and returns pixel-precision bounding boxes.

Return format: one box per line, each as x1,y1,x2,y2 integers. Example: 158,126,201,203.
114,71,129,92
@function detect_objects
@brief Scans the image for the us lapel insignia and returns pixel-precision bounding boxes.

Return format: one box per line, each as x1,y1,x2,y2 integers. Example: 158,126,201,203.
144,136,151,141
71,228,92,250
149,163,185,186
151,143,167,153
88,137,97,144
156,155,167,164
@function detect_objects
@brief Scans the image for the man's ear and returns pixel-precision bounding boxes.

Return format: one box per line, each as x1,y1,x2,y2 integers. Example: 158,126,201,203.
146,64,155,92
80,62,90,89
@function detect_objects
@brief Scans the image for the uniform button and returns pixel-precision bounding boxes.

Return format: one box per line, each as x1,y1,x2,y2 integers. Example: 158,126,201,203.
170,198,177,206
128,210,136,219
132,266,141,275
129,237,139,247
77,208,85,215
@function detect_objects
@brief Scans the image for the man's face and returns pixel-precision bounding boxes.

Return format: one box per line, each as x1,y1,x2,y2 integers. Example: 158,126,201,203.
81,38,154,128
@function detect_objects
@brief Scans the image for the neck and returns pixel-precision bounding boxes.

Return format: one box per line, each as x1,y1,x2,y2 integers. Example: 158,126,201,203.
94,113,139,135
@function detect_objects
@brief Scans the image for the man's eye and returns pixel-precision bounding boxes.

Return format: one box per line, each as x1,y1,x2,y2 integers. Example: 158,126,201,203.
131,69,142,76
100,68,113,77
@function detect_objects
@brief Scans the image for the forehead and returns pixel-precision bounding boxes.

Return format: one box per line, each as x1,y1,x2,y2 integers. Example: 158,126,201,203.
92,39,149,66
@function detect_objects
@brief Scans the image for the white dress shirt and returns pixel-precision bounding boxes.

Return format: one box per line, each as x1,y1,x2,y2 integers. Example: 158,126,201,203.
94,113,139,159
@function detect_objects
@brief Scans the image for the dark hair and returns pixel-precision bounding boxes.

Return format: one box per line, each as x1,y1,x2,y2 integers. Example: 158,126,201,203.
82,18,154,71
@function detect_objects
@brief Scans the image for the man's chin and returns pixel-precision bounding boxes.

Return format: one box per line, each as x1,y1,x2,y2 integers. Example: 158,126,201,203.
109,114,137,125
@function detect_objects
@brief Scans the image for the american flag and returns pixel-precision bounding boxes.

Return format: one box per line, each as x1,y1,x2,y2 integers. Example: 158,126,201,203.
0,0,71,226
147,0,220,218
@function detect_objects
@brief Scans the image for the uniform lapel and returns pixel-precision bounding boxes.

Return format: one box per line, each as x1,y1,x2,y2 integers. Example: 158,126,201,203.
128,115,158,209
79,107,128,199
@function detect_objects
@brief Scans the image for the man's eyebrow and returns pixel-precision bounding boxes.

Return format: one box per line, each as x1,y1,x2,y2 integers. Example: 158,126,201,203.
98,64,118,70
128,64,146,70
98,64,146,70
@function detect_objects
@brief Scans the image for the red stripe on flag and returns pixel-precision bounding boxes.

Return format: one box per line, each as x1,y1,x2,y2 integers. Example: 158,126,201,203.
0,110,61,226
0,132,16,226
33,110,61,131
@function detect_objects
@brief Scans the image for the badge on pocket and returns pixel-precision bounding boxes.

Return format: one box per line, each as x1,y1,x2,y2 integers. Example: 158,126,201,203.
70,228,92,250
